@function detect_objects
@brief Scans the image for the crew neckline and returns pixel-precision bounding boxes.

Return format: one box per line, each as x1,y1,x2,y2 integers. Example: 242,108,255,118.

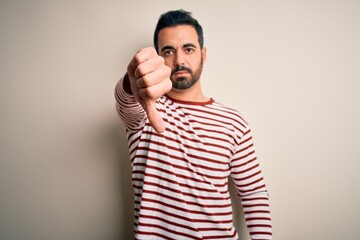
166,95,214,106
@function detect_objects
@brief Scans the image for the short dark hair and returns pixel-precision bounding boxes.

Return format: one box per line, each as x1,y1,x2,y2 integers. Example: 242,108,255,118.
153,9,204,52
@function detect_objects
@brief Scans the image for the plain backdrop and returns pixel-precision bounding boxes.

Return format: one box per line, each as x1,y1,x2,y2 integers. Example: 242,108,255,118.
1,0,359,239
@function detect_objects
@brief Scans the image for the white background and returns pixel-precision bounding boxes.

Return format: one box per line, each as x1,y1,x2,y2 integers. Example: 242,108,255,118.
1,1,359,239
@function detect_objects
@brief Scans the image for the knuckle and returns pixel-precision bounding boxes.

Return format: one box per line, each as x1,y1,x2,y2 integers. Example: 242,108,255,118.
135,78,143,87
127,65,133,75
140,87,155,99
157,55,165,64
147,47,157,55
136,64,146,77
166,78,173,90
165,65,171,74
161,65,171,78
140,75,151,87
145,88,154,99
133,53,142,66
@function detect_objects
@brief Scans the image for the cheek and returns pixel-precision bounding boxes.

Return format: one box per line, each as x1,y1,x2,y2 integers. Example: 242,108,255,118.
193,54,203,65
163,58,174,68
192,58,202,70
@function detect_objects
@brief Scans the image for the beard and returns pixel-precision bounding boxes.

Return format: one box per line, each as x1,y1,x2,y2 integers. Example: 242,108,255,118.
170,59,204,90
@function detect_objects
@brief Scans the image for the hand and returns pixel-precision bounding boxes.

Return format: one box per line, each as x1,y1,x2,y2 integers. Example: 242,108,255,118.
127,47,172,133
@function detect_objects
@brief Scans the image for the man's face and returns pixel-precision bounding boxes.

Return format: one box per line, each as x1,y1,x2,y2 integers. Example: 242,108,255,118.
157,25,206,90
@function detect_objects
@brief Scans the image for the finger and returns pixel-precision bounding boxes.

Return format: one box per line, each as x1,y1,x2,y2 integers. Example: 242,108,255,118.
134,54,165,79
143,101,166,133
136,65,171,89
132,47,157,71
138,77,172,101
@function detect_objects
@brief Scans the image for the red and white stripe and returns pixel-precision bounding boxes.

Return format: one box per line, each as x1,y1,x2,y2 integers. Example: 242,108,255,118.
115,78,272,240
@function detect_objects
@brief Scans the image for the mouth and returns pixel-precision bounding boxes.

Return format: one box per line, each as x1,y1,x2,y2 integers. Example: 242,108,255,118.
171,66,191,76
173,70,189,75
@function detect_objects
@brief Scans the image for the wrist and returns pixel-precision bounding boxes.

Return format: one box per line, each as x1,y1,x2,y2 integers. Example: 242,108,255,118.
123,73,133,95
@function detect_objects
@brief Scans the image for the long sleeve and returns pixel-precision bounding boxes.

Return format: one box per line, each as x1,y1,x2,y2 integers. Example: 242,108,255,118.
114,77,147,131
230,127,272,239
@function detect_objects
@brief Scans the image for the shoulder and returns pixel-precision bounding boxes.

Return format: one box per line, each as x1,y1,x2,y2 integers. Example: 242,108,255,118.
205,100,250,132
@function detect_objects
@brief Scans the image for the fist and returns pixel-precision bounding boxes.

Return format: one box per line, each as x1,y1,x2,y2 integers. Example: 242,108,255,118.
127,47,172,133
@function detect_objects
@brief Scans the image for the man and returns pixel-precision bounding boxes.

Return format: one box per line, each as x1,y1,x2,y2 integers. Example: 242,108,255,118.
115,9,272,240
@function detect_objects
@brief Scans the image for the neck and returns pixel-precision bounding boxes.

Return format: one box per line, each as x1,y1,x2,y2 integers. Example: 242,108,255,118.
166,80,209,102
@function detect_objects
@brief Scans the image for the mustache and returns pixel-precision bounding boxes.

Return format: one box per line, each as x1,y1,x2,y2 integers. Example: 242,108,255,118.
171,66,192,75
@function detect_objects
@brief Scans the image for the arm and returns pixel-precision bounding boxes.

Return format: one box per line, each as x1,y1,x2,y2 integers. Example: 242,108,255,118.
114,47,172,133
114,74,147,131
230,127,272,239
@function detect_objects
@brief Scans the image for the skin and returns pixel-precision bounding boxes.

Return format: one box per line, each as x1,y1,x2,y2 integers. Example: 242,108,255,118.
125,25,208,133
157,25,208,102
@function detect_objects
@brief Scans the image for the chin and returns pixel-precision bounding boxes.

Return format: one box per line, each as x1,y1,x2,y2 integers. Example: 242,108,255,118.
171,87,188,92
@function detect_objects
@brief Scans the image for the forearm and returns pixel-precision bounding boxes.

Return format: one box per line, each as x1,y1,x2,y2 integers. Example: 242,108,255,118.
241,191,272,239
114,75,147,131
230,128,272,239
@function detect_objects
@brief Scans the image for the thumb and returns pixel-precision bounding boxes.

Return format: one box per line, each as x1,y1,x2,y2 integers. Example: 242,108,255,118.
143,101,166,133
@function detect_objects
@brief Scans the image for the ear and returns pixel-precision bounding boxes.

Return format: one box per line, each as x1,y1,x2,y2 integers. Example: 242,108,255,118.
201,47,207,63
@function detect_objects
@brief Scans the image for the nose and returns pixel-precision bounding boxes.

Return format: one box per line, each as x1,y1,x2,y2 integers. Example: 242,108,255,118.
174,50,185,66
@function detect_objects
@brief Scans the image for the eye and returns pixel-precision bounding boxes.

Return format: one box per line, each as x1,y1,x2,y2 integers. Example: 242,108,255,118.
185,47,195,54
162,49,174,57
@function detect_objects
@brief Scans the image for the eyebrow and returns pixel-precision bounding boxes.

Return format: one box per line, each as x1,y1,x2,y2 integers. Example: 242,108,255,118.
160,43,197,53
160,45,175,53
183,43,197,49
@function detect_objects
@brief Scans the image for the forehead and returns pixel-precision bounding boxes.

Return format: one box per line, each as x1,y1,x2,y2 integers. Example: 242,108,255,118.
158,25,199,48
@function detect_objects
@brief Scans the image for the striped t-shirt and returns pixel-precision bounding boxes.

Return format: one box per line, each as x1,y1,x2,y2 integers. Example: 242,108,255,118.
115,78,272,240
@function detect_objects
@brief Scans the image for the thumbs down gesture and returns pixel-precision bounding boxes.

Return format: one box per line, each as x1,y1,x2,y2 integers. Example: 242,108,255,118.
126,47,172,133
